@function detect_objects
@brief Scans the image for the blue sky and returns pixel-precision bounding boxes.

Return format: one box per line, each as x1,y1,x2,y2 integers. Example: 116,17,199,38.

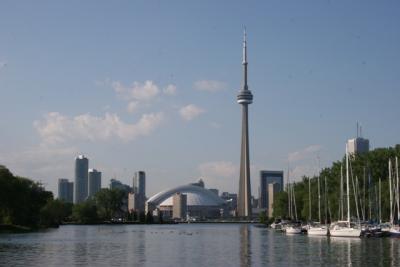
0,1,399,197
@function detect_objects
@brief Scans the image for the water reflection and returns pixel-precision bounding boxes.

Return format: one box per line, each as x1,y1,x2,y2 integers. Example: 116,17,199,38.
1,225,400,266
240,225,251,267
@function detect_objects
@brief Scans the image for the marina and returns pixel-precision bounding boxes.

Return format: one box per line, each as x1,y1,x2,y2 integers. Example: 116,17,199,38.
1,224,400,266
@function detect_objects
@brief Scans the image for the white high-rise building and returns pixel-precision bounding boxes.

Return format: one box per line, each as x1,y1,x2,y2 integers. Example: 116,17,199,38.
347,138,369,154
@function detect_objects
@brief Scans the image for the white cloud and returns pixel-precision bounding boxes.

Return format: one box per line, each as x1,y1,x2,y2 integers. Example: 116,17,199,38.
288,144,322,162
163,84,177,95
179,104,205,121
112,80,159,101
198,161,237,178
34,112,164,143
197,161,238,192
127,101,139,113
194,80,227,92
290,165,317,182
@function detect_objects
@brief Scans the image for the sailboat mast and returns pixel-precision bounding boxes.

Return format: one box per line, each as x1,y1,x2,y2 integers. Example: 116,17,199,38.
309,177,312,222
340,164,344,220
368,170,372,221
346,144,351,224
389,159,393,225
287,165,291,219
379,177,382,224
396,157,399,223
324,174,328,224
293,183,298,221
318,172,321,223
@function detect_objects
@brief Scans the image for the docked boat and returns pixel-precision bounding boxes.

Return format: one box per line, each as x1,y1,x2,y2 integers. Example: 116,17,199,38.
329,144,361,238
286,225,302,234
308,223,329,236
330,221,361,237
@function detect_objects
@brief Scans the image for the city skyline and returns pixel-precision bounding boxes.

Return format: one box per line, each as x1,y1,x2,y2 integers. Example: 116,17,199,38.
0,1,399,198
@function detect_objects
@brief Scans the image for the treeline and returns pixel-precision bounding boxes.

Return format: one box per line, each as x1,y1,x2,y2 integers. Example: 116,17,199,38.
0,165,63,228
72,189,155,224
272,144,400,223
0,166,156,230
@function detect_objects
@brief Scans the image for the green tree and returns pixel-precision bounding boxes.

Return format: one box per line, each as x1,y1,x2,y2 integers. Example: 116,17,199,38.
139,211,146,223
40,199,72,226
259,210,267,224
0,166,53,227
145,211,154,224
72,201,98,224
94,188,125,221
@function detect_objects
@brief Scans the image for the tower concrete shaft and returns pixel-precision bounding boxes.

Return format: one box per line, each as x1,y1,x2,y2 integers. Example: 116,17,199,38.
237,29,253,218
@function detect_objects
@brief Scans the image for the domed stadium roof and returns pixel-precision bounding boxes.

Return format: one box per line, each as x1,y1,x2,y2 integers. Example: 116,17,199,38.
147,184,226,207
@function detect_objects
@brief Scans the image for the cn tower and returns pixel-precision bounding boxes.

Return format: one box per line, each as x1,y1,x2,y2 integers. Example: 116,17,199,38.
237,29,253,218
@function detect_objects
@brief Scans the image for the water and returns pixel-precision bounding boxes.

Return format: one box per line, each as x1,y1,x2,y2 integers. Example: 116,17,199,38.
0,224,399,266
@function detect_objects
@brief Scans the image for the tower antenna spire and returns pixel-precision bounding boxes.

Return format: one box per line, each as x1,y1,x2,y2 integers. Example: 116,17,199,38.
242,27,248,91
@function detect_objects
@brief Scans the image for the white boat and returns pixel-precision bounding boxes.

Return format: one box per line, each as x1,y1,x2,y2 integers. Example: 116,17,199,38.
329,144,361,238
330,221,361,237
306,167,328,236
308,224,328,236
286,225,302,234
389,225,400,237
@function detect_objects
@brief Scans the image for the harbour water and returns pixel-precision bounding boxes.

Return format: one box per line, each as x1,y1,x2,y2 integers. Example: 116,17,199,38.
0,224,399,266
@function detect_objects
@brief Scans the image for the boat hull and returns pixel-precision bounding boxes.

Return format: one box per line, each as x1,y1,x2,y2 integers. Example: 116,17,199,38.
308,227,328,236
330,228,361,237
286,227,302,234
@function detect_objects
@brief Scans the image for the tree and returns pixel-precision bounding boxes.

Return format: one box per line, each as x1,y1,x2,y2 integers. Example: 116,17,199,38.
40,199,72,226
259,210,267,224
72,201,98,224
0,166,53,228
94,188,125,221
145,211,154,224
139,211,146,223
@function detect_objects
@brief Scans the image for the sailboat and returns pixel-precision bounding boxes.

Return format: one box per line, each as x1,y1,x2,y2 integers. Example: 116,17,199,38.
286,182,302,234
388,157,400,237
329,144,361,237
307,170,328,236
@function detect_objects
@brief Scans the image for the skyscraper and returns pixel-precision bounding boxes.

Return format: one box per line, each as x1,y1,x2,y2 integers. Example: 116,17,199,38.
88,168,102,198
58,178,73,203
259,170,284,209
133,171,146,196
132,171,146,212
347,123,370,154
237,30,253,218
74,155,89,204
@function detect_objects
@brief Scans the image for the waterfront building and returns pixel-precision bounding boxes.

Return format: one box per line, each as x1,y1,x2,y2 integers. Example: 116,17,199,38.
259,170,284,209
268,182,280,218
237,30,253,218
133,171,146,196
88,169,101,198
58,178,73,203
132,171,146,212
128,192,145,213
347,137,369,154
209,188,219,196
347,123,370,154
172,192,187,220
74,155,89,204
221,192,238,214
147,181,226,219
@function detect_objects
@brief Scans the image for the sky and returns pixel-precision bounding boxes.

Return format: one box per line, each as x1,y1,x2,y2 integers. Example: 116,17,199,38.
0,1,399,198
